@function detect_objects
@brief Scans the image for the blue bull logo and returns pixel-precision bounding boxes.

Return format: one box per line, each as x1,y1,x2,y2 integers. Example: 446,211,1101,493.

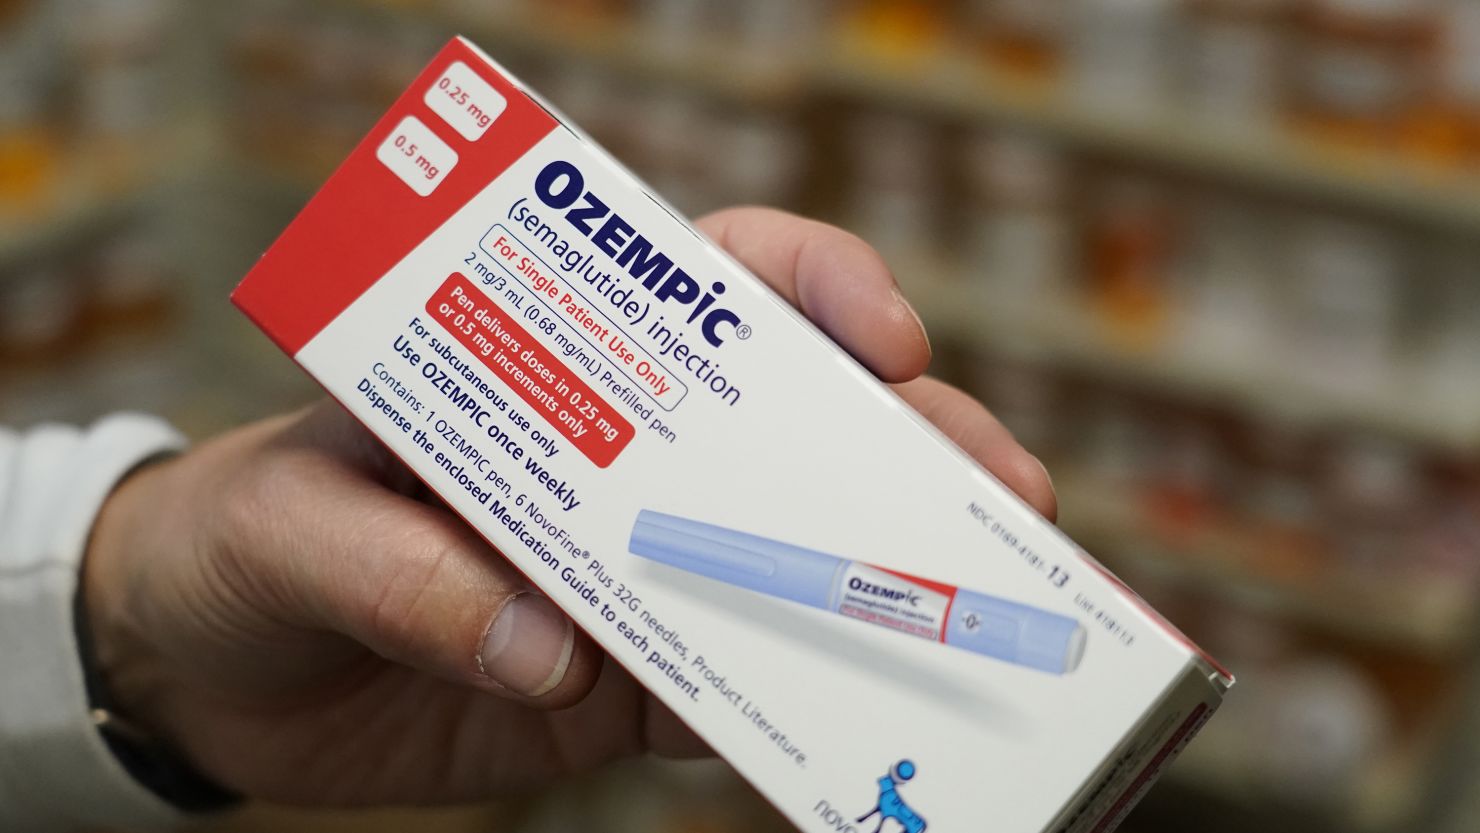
856,759,927,833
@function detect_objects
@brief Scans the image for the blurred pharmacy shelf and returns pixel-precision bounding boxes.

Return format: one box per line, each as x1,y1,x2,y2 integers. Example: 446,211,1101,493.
1055,469,1471,832
820,48,1480,235
335,1,1480,234
1055,473,1477,658
1181,720,1438,833
895,264,1480,455
1430,662,1480,833
1171,695,1446,833
0,183,147,272
337,0,808,103
0,100,230,268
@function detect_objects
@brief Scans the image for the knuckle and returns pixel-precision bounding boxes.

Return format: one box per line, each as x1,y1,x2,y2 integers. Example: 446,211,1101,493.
364,537,458,656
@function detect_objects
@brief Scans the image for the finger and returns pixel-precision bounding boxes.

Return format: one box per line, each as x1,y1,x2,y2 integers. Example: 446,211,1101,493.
238,458,602,709
895,377,1057,521
697,207,931,382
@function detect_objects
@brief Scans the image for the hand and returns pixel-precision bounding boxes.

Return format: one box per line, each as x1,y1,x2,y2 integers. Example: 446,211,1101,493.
82,208,1056,807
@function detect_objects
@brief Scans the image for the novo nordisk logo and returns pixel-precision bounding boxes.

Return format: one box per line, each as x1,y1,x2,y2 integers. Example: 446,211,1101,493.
815,760,928,833
849,577,921,607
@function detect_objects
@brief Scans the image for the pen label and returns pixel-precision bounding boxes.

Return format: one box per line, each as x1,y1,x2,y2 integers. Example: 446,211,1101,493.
835,563,955,642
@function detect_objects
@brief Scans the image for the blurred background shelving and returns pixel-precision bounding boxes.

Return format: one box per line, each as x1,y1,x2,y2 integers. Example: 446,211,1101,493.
6,1,1480,832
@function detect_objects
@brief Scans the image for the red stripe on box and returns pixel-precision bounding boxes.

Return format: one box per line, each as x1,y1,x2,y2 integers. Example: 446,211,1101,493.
427,274,635,468
231,38,559,355
1089,703,1210,833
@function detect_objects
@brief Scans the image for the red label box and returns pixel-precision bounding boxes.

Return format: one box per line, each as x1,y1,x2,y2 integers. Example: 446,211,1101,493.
426,273,634,468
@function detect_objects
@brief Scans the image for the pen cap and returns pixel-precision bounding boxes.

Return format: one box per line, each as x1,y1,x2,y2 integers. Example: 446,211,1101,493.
629,510,844,609
945,589,1087,675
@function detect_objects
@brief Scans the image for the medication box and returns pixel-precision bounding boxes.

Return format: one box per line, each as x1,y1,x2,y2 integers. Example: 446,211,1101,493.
233,37,1231,833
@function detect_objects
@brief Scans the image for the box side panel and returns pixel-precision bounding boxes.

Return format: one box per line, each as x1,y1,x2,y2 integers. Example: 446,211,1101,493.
1054,665,1223,833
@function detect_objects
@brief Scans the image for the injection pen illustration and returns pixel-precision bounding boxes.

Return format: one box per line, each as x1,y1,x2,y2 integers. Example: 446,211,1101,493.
629,511,1087,675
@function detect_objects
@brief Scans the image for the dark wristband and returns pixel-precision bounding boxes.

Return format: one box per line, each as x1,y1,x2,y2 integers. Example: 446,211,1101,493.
73,589,242,814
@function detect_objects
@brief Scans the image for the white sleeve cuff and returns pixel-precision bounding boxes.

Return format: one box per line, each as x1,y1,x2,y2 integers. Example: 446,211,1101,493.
0,414,191,832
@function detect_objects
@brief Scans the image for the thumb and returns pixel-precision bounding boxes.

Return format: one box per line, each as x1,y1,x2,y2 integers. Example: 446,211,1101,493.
253,467,603,708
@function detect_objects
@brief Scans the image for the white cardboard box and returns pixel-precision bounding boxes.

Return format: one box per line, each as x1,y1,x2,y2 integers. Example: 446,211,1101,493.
233,37,1231,833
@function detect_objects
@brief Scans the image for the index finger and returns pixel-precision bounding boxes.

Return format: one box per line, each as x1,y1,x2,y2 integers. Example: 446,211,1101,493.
696,207,932,383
